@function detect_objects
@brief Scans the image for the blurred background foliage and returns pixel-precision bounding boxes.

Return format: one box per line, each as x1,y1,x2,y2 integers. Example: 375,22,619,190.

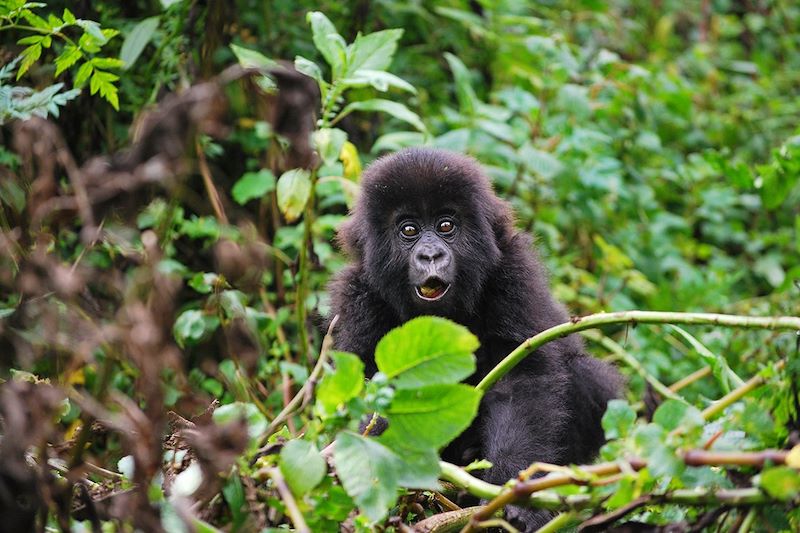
1,0,799,530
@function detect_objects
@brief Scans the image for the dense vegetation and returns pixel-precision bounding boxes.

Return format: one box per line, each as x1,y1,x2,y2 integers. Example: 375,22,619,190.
1,1,799,531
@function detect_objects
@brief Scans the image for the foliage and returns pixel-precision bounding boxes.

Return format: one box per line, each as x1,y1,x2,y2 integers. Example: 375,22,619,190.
1,1,800,531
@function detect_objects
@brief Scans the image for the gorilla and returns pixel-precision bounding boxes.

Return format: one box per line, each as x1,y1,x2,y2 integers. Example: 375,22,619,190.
328,148,622,529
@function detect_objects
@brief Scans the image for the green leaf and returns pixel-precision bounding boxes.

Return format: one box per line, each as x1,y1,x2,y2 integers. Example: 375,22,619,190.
633,424,683,478
276,169,311,223
232,169,276,205
294,55,323,85
74,62,93,86
313,128,348,166
306,11,346,77
76,19,107,43
279,440,327,497
334,431,400,522
652,399,704,432
213,402,267,442
54,45,83,77
317,351,364,413
346,28,403,75
188,272,219,294
173,309,220,348
758,467,800,500
62,8,76,25
668,325,743,392
380,383,481,450
443,52,478,117
230,43,277,91
340,99,426,133
602,399,637,440
120,16,159,70
375,316,478,389
16,43,42,80
341,70,416,93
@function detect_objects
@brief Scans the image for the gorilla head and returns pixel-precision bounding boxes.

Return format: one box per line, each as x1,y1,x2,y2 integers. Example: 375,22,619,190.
338,148,511,321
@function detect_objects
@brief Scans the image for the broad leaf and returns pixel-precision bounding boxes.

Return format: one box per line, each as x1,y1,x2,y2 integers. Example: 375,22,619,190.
380,383,481,450
307,11,346,77
346,29,403,75
120,16,159,70
653,399,704,433
375,316,478,389
334,431,400,522
276,169,311,222
279,440,327,496
317,351,365,413
232,169,276,205
339,99,427,133
602,399,636,440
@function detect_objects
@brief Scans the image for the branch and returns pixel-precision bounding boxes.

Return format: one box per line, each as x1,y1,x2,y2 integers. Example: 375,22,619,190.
477,311,800,392
266,467,310,533
255,315,339,448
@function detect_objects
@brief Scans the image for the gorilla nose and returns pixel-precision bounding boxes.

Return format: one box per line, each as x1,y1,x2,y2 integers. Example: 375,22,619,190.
416,246,444,263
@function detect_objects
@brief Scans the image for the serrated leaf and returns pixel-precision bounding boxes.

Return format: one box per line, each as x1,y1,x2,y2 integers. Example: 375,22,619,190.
16,43,42,80
54,45,83,77
317,351,364,413
74,62,93,86
276,169,311,222
346,29,403,75
62,8,76,24
120,16,159,70
380,384,481,451
334,431,400,522
279,440,327,496
307,11,346,77
340,99,426,133
375,316,478,388
232,169,276,205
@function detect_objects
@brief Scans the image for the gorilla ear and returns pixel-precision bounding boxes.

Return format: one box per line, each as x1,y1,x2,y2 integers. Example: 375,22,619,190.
336,216,364,257
488,196,515,245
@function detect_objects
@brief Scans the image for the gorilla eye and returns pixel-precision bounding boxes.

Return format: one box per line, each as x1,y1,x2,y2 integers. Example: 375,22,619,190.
400,223,419,238
437,219,455,234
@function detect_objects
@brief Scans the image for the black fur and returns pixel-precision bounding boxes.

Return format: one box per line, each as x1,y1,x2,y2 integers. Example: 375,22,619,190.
329,148,622,530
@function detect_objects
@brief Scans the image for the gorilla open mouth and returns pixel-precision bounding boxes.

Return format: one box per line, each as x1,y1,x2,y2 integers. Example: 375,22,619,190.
415,277,451,301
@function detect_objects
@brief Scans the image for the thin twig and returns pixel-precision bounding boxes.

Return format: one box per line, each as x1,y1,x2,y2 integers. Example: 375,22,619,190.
256,315,339,448
267,467,310,533
195,140,228,224
701,360,784,421
669,365,712,392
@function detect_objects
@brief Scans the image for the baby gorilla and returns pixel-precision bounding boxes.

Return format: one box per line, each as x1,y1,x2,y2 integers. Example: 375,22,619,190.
329,148,621,530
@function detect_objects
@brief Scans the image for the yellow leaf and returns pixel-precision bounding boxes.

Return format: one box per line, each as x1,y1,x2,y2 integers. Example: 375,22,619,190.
339,141,362,181
787,444,800,468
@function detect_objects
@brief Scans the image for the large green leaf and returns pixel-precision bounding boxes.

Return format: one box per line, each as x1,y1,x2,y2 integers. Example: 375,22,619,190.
307,11,346,77
375,316,478,389
120,16,159,70
279,440,327,497
346,28,403,75
380,383,481,451
443,52,478,117
334,431,400,522
232,169,276,205
339,99,427,133
602,399,637,440
276,169,311,222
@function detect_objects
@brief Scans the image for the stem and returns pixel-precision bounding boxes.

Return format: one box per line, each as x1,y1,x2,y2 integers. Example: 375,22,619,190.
669,365,712,392
267,467,310,533
294,170,317,362
255,315,339,448
534,512,578,533
700,360,784,420
478,311,800,392
583,330,681,401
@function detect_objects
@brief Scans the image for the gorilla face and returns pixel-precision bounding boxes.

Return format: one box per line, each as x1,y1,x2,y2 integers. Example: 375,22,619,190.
339,148,508,321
